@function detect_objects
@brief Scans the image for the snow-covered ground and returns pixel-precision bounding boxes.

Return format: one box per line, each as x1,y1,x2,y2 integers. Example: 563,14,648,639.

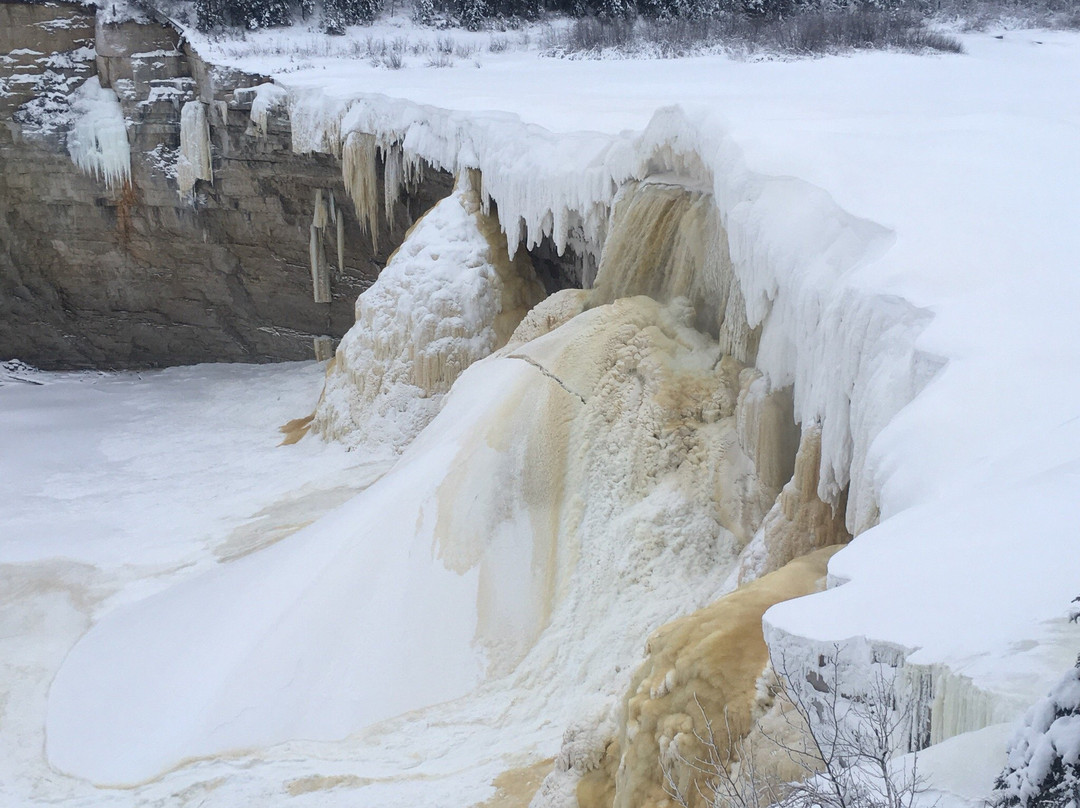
3,22,1080,808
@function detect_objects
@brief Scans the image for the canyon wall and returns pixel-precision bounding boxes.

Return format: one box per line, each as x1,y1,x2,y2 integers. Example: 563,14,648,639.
0,0,452,368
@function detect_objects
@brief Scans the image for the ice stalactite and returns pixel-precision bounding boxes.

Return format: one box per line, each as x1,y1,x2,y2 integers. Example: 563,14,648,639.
900,663,1032,752
382,142,403,233
176,100,212,198
336,203,345,276
736,426,851,585
311,173,546,455
312,336,334,362
309,189,345,303
245,82,288,137
342,130,379,253
66,76,130,189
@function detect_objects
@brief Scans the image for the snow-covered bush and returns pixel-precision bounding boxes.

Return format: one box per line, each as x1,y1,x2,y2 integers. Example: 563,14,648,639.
995,661,1080,808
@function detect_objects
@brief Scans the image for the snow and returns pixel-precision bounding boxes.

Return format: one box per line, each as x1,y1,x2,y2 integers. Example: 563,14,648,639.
65,75,130,188
3,20,1080,808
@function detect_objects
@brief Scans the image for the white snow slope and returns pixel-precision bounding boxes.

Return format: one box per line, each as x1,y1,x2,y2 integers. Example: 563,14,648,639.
2,25,1079,808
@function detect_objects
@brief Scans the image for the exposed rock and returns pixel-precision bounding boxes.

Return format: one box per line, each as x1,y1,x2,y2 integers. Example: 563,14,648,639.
0,1,451,368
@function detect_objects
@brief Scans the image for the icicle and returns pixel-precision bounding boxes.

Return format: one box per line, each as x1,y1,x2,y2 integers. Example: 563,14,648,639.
383,143,403,232
313,189,329,229
313,336,334,362
310,224,330,304
176,100,212,198
336,214,345,274
329,190,337,225
248,83,288,138
66,76,131,189
341,131,379,253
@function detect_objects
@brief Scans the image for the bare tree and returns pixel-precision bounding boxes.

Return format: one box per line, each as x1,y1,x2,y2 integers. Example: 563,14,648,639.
663,648,930,808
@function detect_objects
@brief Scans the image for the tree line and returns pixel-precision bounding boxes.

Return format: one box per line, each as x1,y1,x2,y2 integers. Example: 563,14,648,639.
194,0,913,35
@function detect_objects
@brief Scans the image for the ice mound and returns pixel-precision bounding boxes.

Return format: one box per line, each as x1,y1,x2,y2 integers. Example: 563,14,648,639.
312,173,545,455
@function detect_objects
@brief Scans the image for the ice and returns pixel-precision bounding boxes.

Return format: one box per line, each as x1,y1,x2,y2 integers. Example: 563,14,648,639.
312,174,545,454
65,76,130,188
176,99,211,197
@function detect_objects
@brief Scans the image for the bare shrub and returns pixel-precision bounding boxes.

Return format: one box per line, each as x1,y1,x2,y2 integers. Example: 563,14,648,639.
426,51,455,66
454,41,478,57
543,9,963,58
488,33,510,51
663,651,930,808
435,34,456,54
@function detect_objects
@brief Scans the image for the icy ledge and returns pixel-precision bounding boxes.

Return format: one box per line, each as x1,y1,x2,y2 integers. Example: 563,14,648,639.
256,83,933,539
256,78,1080,752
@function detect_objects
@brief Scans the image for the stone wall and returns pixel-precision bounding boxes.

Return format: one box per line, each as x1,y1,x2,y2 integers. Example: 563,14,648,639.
0,0,451,368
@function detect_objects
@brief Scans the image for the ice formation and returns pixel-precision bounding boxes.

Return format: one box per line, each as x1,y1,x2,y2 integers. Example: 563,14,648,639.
268,86,936,539
45,86,946,788
312,174,545,454
308,188,339,303
176,100,212,197
244,81,287,137
341,130,380,252
45,276,806,784
567,547,839,808
735,427,850,584
65,75,130,188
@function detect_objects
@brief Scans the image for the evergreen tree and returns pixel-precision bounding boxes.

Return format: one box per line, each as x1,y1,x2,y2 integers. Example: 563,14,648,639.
323,0,382,32
456,0,487,30
995,652,1080,808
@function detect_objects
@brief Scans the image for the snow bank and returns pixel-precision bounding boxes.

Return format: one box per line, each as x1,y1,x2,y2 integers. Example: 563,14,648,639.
313,174,545,454
66,76,130,188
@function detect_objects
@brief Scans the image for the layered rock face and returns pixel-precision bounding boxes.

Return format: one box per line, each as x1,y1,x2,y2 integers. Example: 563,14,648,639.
0,1,450,368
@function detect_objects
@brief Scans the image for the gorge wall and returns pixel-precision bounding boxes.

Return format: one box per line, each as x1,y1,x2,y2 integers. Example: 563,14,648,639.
0,0,455,368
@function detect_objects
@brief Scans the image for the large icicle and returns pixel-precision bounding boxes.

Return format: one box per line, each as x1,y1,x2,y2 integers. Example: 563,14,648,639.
342,131,379,253
176,100,212,198
309,189,332,303
382,142,403,233
66,76,130,189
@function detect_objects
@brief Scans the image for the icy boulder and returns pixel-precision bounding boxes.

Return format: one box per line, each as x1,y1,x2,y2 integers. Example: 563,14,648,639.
312,173,545,455
995,661,1080,808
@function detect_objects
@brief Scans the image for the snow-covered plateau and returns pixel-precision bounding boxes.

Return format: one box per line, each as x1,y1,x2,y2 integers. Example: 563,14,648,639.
2,18,1080,808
